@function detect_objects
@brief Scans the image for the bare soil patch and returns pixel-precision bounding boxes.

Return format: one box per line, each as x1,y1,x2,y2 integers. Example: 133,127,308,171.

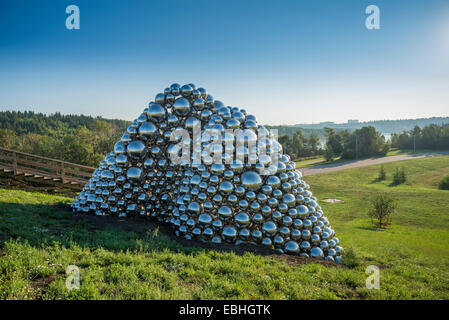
30,274,57,291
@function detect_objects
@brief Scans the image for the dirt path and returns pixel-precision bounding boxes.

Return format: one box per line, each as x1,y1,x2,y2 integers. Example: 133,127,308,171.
302,151,449,176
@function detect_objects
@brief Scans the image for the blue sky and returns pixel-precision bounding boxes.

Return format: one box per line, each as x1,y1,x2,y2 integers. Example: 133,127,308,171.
1,0,448,125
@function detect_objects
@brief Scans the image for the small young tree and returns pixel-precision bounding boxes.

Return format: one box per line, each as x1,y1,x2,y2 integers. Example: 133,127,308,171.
392,167,406,185
368,193,397,228
378,165,386,181
439,175,449,190
399,166,407,183
392,168,400,184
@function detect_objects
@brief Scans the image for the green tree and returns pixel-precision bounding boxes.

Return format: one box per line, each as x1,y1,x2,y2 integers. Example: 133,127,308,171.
378,165,386,181
392,167,407,185
324,146,334,162
306,132,320,156
341,126,389,159
368,193,397,228
324,127,343,156
0,128,17,149
278,135,292,157
0,111,131,166
16,133,56,156
291,130,307,158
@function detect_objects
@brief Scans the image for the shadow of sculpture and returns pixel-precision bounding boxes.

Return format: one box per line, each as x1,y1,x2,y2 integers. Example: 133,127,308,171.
0,200,340,268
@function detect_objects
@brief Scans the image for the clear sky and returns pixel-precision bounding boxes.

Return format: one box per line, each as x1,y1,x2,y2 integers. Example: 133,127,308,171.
1,0,448,125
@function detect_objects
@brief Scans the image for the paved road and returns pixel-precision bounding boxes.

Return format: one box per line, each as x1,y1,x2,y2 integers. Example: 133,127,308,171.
301,151,449,176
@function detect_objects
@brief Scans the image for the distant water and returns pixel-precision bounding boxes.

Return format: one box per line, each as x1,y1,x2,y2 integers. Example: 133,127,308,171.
383,133,392,141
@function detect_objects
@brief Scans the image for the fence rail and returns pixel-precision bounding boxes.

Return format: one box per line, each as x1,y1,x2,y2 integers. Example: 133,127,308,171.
0,147,94,189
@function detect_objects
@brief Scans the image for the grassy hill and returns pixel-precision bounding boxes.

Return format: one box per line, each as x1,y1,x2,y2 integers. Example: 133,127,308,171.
0,156,448,299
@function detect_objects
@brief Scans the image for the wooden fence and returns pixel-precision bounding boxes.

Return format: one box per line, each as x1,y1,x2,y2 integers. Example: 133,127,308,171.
0,147,94,189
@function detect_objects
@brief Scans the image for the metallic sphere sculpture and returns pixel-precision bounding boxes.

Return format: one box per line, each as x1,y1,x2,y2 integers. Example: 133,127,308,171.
71,83,343,262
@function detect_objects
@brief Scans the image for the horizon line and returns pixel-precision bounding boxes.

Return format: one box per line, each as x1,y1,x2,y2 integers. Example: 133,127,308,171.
1,108,448,127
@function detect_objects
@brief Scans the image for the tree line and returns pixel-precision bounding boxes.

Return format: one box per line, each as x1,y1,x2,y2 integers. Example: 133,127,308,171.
323,126,389,161
265,125,326,139
1,111,448,166
278,131,322,159
0,111,130,167
257,122,449,162
278,126,390,161
277,117,449,134
321,123,449,161
390,124,449,150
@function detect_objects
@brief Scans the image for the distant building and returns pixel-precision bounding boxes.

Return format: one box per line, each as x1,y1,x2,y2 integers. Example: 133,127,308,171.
319,121,335,125
347,120,359,124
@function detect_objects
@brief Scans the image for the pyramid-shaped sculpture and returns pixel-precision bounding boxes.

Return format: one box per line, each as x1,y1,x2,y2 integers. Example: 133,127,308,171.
72,83,343,262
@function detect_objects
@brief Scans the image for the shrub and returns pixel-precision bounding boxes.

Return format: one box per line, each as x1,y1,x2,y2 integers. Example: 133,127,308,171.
392,167,406,185
341,247,360,268
439,175,449,190
378,165,386,181
368,193,397,228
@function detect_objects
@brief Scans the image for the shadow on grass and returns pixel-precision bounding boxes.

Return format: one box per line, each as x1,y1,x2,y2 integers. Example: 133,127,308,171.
388,181,406,187
0,201,340,268
355,225,388,232
0,200,203,254
369,177,384,184
368,177,405,187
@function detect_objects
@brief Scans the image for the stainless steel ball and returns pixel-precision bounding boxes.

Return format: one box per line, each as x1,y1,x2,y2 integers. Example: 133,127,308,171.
72,83,342,263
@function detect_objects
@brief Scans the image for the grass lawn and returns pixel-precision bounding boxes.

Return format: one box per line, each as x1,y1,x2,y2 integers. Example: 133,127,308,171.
386,148,442,156
0,156,449,299
294,156,326,167
295,156,344,168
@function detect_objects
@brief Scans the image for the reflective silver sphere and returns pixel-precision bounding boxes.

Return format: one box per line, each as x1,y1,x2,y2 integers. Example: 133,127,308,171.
72,82,342,263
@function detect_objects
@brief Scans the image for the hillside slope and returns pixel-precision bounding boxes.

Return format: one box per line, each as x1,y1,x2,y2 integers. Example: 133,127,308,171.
0,156,448,299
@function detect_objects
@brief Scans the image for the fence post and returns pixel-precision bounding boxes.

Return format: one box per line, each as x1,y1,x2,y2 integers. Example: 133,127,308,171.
61,162,65,184
12,151,17,175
